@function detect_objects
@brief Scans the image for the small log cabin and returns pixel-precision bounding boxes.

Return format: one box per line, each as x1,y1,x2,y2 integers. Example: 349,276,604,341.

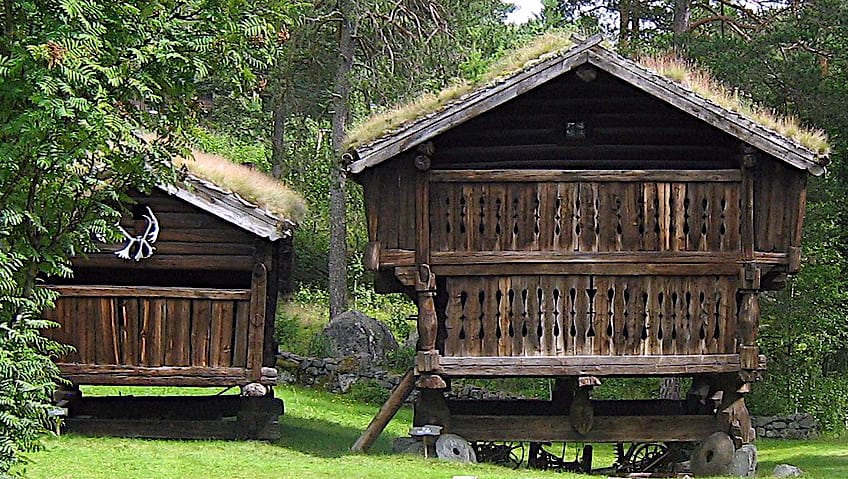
347,35,827,467
43,155,303,392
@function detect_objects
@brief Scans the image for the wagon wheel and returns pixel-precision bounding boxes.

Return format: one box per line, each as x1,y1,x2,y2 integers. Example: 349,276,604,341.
528,442,588,473
471,441,524,469
616,442,670,473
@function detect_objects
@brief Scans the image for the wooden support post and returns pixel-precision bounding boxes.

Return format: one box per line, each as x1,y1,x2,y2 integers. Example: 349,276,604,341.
740,144,756,258
414,388,451,430
738,292,760,363
351,369,416,453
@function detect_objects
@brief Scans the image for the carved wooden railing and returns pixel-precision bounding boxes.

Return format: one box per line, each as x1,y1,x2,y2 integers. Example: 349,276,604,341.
441,275,738,358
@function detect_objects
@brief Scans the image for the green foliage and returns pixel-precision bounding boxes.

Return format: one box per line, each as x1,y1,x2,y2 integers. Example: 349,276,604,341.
345,379,391,406
383,346,416,373
0,0,294,474
190,128,271,171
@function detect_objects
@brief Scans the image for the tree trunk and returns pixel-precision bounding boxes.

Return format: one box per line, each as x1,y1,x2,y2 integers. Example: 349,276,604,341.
329,0,354,320
270,91,286,179
672,0,690,34
619,0,631,49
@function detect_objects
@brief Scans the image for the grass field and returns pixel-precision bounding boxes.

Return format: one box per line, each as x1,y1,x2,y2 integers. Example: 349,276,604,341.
15,385,848,479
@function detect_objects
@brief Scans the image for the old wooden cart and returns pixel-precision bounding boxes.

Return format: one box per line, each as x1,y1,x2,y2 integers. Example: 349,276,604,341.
43,164,300,439
347,36,825,474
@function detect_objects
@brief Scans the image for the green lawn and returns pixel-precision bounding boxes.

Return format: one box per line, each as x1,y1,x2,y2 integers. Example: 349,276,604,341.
15,385,848,479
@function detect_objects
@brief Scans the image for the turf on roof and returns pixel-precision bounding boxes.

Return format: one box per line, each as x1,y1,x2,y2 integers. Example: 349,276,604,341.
345,32,829,158
174,148,307,223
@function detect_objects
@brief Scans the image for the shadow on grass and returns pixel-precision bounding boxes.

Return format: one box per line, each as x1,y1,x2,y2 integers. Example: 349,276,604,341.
275,415,395,458
758,452,848,478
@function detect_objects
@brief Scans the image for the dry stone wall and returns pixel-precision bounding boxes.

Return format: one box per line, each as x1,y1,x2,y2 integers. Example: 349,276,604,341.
753,413,818,439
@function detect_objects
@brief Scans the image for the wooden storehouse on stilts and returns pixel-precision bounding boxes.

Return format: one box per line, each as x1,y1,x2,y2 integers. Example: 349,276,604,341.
347,34,827,474
43,149,305,440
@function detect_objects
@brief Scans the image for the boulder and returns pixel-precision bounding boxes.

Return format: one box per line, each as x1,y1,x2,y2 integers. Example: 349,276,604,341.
729,444,757,478
393,437,425,455
773,464,803,477
322,310,398,368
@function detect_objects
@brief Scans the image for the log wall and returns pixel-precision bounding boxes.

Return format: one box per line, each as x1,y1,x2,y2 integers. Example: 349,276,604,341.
43,287,255,370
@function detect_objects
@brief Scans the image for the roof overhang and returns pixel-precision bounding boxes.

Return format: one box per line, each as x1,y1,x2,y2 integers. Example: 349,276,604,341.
158,175,295,241
348,36,825,177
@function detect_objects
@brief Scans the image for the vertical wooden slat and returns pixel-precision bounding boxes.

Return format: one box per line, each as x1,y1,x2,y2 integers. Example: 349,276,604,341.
573,275,590,355
558,183,578,252
428,183,446,252
398,164,417,250
467,280,484,357
657,183,671,252
539,277,555,356
164,299,191,366
210,301,234,367
378,169,400,249
724,183,741,251
612,279,627,355
247,263,268,377
232,300,250,368
191,299,212,366
537,183,556,251
523,277,541,356
620,183,640,251
642,183,658,251
596,185,616,252
628,282,646,355
792,175,807,247
552,277,566,356
513,276,529,356
78,298,95,363
444,278,462,357
149,299,166,367
481,277,499,356
121,298,139,365
578,183,599,252
742,159,756,259
595,276,611,355
497,276,513,357
672,183,687,251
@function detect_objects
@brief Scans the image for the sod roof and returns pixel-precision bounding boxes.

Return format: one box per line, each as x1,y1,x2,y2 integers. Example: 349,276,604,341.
346,33,828,176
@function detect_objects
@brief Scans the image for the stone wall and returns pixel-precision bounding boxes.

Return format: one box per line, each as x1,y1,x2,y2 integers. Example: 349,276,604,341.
753,413,818,439
276,352,520,401
278,352,820,438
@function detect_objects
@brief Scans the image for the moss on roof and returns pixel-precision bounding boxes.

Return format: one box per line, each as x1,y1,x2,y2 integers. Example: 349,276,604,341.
345,32,829,158
638,55,829,156
173,148,307,223
344,31,575,150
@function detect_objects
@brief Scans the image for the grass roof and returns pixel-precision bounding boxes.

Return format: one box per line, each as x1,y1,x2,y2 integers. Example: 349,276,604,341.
344,31,576,150
345,32,829,158
173,148,307,223
638,55,829,156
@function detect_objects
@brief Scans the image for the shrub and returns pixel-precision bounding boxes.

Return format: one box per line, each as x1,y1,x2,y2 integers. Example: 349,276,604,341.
346,379,390,406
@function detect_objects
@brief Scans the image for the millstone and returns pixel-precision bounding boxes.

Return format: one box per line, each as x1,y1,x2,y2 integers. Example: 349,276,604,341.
435,434,477,463
691,431,735,477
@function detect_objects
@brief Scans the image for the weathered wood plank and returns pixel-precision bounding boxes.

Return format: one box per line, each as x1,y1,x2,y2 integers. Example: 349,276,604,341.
75,255,256,271
434,354,742,376
191,299,212,367
210,301,234,367
120,298,139,365
428,169,743,183
449,414,723,443
56,364,253,386
232,301,250,368
49,285,251,300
